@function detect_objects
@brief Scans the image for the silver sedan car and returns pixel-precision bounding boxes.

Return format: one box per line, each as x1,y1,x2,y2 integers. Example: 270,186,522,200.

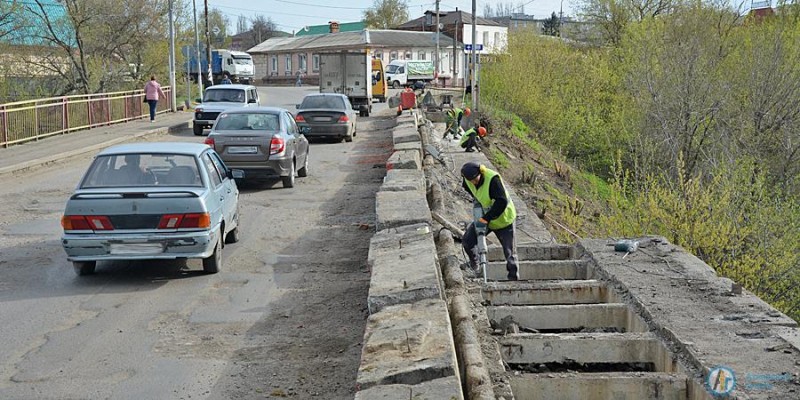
294,93,357,142
204,107,310,188
61,143,243,276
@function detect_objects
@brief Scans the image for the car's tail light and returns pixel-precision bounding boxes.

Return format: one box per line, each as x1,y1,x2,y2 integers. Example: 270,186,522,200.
204,137,215,147
62,215,114,231
338,115,349,123
295,114,305,123
270,136,285,155
157,213,210,229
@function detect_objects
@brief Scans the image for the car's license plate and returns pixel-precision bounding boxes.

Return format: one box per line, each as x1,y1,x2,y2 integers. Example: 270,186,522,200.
110,243,164,255
228,146,258,154
314,116,332,122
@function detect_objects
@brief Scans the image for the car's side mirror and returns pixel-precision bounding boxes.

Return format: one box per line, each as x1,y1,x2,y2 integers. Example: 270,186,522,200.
248,98,257,104
229,169,245,179
299,126,311,135
295,104,300,109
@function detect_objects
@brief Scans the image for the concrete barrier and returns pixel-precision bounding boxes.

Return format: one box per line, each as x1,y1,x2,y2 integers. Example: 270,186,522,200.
357,109,463,399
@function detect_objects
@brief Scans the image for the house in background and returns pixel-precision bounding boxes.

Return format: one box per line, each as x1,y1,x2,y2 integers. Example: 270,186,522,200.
230,29,291,52
248,22,462,86
295,21,365,36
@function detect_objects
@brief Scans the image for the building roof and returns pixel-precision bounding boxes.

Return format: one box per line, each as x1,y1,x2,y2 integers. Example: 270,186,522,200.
295,21,366,36
397,10,505,29
248,29,459,54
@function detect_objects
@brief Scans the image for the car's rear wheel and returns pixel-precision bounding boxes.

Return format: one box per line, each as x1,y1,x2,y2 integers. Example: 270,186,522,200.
193,125,204,136
282,160,296,188
203,236,222,273
73,261,96,276
298,155,309,177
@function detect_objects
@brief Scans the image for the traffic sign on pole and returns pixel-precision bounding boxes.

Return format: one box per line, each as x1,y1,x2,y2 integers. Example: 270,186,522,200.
464,44,483,51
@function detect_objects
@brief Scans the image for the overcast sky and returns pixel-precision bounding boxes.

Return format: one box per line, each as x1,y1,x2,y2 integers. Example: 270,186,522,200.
205,0,581,34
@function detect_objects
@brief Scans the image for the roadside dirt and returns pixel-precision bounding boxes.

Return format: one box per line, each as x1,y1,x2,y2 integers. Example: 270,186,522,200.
207,113,395,399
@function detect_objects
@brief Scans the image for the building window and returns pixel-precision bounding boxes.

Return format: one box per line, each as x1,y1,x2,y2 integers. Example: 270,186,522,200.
494,32,500,47
390,51,397,61
299,54,307,72
312,54,320,72
375,52,383,61
271,56,278,74
405,51,412,59
285,55,292,75
418,51,426,60
482,31,489,46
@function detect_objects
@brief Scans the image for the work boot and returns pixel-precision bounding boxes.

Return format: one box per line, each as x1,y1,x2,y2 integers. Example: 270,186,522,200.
465,147,475,152
507,267,520,281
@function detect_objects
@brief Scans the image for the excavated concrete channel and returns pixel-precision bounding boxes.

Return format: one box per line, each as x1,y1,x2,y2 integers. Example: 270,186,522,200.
483,246,692,400
355,108,800,399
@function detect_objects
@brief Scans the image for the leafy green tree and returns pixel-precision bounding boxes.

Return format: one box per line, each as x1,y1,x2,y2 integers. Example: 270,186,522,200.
541,12,560,36
363,0,408,29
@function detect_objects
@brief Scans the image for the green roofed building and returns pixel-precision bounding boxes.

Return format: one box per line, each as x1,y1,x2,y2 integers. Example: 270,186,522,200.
295,21,365,36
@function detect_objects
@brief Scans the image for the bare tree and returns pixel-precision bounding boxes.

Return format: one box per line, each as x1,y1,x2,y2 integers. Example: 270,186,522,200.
579,0,679,45
363,0,408,29
249,15,277,48
237,15,248,35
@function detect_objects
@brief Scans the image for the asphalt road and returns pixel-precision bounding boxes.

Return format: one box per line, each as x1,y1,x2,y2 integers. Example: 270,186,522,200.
0,86,395,399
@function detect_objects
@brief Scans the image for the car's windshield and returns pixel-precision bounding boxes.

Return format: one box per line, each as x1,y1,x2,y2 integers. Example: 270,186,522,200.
299,96,346,110
215,113,280,131
233,59,252,65
204,89,245,103
386,64,400,74
80,154,201,188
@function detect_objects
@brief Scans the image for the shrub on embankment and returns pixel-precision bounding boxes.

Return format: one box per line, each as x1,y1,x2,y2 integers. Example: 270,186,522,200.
480,4,800,320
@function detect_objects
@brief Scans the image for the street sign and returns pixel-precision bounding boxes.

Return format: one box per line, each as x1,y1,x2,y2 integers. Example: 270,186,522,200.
211,26,221,35
464,44,483,51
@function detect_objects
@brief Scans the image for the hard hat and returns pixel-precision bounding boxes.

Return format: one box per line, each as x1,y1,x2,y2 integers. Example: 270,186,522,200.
478,126,487,137
464,108,471,116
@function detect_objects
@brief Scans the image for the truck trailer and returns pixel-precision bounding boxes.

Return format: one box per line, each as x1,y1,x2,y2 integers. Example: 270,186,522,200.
188,49,255,85
319,51,372,117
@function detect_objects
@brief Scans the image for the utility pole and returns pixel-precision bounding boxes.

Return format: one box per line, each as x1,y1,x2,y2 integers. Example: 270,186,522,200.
168,0,177,112
470,0,476,110
452,19,458,88
435,0,440,87
559,0,564,38
204,0,213,86
193,0,203,103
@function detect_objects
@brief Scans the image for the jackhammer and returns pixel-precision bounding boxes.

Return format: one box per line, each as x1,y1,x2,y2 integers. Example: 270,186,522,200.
473,205,489,283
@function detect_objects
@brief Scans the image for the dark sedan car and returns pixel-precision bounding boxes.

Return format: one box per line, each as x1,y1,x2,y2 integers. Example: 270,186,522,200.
204,107,310,188
294,93,357,142
61,143,243,276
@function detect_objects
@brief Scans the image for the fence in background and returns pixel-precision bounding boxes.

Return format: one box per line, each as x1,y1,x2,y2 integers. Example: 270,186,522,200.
0,87,173,148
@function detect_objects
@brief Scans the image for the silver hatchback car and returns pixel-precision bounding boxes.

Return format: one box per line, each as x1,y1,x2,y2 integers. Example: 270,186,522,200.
61,143,243,276
204,107,310,188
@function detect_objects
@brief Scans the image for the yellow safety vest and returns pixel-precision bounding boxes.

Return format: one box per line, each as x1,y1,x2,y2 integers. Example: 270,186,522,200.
464,168,516,230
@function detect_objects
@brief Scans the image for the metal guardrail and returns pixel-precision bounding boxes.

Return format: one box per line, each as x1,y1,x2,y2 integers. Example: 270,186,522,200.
0,87,173,148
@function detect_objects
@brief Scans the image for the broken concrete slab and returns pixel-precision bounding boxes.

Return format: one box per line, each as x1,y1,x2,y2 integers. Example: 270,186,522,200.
580,238,800,399
375,190,431,231
380,166,425,192
509,372,688,400
367,224,441,313
354,376,463,400
487,304,648,333
393,140,423,159
386,149,421,171
393,125,421,145
489,244,574,262
483,280,611,305
357,299,461,391
484,259,593,281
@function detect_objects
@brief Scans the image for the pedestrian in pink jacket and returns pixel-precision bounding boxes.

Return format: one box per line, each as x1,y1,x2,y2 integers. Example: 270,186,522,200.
144,75,166,122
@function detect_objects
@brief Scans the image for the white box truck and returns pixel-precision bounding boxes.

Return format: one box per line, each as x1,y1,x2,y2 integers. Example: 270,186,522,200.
319,51,372,117
385,60,435,89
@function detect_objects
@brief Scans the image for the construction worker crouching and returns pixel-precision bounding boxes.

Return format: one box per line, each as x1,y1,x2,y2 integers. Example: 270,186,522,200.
460,123,487,152
460,162,520,280
445,107,471,139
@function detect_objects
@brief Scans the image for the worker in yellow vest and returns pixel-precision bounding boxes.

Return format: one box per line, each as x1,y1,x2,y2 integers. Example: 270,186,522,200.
460,162,519,280
460,123,487,152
